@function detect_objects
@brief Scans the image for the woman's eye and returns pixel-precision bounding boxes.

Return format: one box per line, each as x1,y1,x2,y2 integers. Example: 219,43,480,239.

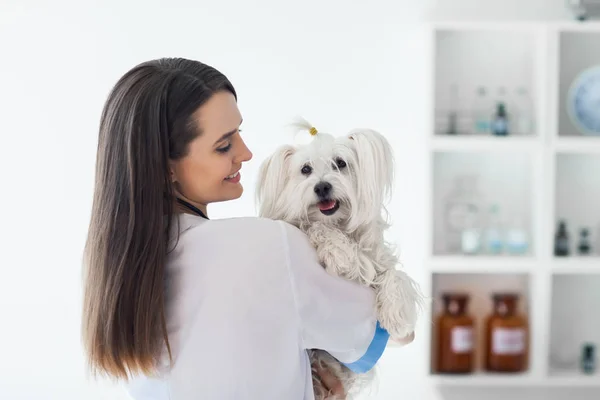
301,165,312,175
216,143,232,153
335,158,347,169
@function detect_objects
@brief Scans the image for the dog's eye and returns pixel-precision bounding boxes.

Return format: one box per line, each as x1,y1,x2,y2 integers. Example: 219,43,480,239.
335,158,347,169
301,165,312,175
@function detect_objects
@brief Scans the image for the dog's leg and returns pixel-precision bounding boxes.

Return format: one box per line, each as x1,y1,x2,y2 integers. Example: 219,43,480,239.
373,266,423,340
305,223,363,281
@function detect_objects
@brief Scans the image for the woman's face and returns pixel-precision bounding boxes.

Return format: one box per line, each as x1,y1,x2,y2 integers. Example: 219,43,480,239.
170,91,252,210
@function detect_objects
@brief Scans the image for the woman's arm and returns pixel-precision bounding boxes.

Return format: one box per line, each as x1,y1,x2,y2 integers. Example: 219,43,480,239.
278,221,389,373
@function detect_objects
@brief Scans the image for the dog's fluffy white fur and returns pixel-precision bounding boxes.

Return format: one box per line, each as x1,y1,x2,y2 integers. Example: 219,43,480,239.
255,119,424,399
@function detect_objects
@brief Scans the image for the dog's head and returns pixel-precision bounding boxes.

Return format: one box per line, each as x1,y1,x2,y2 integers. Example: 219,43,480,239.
256,127,394,231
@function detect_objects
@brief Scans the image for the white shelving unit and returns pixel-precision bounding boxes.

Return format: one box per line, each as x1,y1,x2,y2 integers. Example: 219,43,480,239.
422,21,600,390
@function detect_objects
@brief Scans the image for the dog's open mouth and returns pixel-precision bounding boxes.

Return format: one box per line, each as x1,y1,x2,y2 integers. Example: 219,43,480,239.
317,199,340,216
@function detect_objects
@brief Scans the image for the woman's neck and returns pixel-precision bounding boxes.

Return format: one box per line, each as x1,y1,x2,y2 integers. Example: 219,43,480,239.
173,192,208,218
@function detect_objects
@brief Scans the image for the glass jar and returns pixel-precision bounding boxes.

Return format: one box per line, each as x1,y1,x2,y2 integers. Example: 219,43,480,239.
443,175,484,254
437,293,475,373
485,293,528,372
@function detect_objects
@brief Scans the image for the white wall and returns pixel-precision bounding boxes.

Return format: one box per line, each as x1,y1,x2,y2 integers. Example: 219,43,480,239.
0,0,583,400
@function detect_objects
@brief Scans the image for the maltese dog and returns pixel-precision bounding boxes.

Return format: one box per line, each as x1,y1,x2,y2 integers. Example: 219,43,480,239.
256,119,423,399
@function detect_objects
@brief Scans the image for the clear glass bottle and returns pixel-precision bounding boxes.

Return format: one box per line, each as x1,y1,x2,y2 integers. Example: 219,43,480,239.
462,204,481,255
513,86,535,135
443,176,484,254
485,204,504,255
437,293,475,374
485,293,528,373
472,86,492,135
506,215,529,255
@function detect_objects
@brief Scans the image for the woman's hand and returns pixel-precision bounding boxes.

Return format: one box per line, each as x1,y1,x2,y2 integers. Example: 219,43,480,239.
313,362,345,399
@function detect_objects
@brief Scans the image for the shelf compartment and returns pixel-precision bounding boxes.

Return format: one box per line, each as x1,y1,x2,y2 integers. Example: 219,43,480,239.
554,153,600,258
558,31,600,137
548,274,600,382
432,152,535,257
430,272,531,375
434,29,537,137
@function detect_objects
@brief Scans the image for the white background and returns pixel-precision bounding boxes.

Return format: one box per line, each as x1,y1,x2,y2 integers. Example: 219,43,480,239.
0,1,587,399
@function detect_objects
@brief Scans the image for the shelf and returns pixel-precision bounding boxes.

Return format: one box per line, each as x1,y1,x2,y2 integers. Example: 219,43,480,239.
552,257,600,274
548,368,600,386
430,21,600,34
432,136,539,153
554,136,600,153
429,256,537,274
426,22,600,392
430,371,537,387
430,371,600,387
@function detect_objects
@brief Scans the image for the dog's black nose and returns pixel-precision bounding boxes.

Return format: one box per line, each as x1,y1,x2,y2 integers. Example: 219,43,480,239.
314,182,332,198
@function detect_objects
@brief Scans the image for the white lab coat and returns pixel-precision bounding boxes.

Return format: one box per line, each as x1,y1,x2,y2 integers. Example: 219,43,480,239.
126,213,388,400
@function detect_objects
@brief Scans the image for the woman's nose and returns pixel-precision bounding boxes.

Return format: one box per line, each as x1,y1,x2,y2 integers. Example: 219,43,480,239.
237,137,253,162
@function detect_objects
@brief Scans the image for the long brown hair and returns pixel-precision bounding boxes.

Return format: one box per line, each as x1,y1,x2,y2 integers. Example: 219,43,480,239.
82,58,236,379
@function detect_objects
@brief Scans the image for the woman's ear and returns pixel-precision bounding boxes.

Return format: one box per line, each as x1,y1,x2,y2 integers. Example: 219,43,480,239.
169,161,178,183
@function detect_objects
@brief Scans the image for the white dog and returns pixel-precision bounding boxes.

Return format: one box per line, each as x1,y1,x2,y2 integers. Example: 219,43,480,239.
256,120,423,399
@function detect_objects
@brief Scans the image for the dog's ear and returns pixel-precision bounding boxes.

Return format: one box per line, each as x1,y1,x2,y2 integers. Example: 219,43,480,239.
346,129,394,222
255,144,296,219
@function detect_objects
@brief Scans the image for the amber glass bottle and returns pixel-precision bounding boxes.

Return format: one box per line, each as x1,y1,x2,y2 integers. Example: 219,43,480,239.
485,293,528,372
437,293,475,373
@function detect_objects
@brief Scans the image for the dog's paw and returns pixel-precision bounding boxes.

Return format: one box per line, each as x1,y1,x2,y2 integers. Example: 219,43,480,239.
378,306,416,340
375,269,424,340
376,291,419,340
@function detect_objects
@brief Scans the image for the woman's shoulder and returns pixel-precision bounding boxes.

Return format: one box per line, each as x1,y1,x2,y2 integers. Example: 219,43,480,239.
175,214,304,247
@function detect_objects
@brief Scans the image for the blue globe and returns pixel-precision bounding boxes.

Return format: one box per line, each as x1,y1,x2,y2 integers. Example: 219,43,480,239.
567,65,600,136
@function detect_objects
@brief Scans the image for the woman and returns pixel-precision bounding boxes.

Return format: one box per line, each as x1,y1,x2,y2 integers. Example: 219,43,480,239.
81,58,409,399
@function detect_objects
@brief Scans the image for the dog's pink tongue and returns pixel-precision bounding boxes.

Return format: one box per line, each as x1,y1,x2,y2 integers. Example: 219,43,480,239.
318,200,336,211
